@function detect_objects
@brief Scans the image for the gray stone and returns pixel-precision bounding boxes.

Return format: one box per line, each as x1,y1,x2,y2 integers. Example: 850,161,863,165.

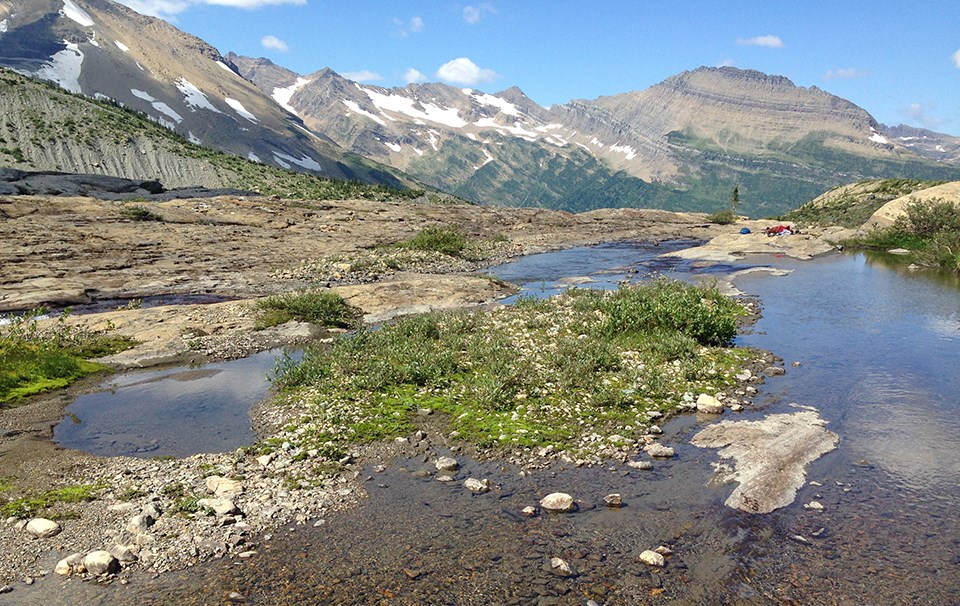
435,456,459,472
197,498,241,516
627,460,654,470
603,493,623,508
206,476,243,496
463,478,490,494
82,551,120,576
25,518,61,539
540,492,576,513
126,514,154,534
644,443,675,458
110,544,139,563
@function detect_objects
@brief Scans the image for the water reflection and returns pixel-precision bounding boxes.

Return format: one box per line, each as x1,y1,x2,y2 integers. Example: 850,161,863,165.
54,348,298,458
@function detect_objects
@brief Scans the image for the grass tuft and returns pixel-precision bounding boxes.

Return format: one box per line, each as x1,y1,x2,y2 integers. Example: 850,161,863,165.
254,291,362,330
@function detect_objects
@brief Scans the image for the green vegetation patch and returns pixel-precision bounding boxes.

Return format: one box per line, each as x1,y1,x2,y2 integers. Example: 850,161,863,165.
785,179,946,228
0,310,136,405
0,483,105,519
120,204,164,222
395,226,469,257
254,291,362,330
273,279,749,458
844,197,960,272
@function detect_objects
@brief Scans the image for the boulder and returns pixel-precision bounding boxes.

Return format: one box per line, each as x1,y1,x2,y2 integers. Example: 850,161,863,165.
25,518,61,539
126,514,154,534
540,492,576,513
82,551,120,575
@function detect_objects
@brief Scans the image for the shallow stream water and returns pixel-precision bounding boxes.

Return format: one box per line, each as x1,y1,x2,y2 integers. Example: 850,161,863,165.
16,243,960,605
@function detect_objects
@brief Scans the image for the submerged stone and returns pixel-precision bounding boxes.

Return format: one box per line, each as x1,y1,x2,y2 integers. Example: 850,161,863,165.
691,410,839,514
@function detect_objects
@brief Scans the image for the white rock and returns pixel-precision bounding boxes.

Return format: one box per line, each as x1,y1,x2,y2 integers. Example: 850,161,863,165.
639,549,665,566
107,502,137,513
463,478,490,494
627,460,654,470
434,456,459,472
206,476,243,496
540,492,576,512
126,514,154,534
521,506,538,517
549,557,576,577
644,443,675,458
256,454,274,467
54,558,73,576
110,544,139,563
197,498,241,516
696,394,725,414
25,518,61,539
803,500,824,511
82,551,119,576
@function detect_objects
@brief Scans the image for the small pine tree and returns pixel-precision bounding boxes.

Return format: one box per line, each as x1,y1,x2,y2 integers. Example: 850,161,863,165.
731,186,740,214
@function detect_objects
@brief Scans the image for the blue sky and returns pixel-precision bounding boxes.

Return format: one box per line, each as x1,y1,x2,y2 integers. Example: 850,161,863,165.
118,0,960,135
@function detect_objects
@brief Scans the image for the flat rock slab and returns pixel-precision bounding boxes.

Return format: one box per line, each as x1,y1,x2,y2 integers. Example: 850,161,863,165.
691,410,839,514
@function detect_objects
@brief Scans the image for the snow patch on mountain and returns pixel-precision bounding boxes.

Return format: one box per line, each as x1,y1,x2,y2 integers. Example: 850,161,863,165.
609,143,637,160
272,77,311,115
130,89,183,124
342,99,386,126
474,117,537,141
248,152,261,163
36,42,84,94
177,78,222,113
273,151,321,171
187,132,201,144
225,98,258,123
869,131,890,145
0,19,7,34
384,141,401,152
361,86,467,128
115,40,129,52
61,0,94,27
471,92,520,116
215,61,235,74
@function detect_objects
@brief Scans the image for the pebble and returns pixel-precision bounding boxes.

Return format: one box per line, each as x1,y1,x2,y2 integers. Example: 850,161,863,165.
549,557,577,577
639,550,666,567
804,500,825,511
603,493,623,508
627,460,653,470
520,506,538,517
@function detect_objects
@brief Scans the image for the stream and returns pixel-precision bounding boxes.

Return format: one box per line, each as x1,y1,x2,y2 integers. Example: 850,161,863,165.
19,242,960,604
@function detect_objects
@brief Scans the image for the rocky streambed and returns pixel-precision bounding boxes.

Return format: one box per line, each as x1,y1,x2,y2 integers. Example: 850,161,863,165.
0,193,866,602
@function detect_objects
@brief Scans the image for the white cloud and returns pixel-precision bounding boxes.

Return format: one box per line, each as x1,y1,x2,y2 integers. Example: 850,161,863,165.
952,49,960,68
823,68,867,80
436,57,498,85
114,0,304,19
404,68,427,84
463,3,495,24
716,59,736,67
736,35,784,48
394,15,424,37
260,35,289,52
903,102,945,129
342,70,382,82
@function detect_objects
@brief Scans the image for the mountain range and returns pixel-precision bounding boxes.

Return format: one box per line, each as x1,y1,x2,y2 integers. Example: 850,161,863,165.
2,0,959,216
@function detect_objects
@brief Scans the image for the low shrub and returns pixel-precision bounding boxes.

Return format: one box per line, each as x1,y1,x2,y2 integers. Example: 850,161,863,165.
396,226,469,257
254,291,362,330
